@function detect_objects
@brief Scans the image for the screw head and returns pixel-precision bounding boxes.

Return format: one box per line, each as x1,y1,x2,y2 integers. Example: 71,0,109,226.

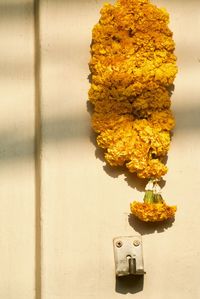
133,239,140,247
116,241,123,248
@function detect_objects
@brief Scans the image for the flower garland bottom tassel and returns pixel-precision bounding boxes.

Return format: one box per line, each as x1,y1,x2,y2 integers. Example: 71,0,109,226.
130,180,177,222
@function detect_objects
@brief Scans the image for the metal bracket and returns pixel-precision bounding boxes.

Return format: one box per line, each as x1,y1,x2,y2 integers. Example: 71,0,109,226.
113,236,145,277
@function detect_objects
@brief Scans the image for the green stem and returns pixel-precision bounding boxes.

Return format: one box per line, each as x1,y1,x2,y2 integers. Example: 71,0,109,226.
143,190,164,204
143,190,154,204
154,193,164,203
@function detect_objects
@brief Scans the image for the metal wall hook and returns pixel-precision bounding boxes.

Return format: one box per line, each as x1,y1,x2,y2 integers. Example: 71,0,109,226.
113,236,145,277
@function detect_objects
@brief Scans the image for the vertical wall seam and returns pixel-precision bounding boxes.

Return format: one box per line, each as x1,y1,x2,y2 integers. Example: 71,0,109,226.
34,0,42,298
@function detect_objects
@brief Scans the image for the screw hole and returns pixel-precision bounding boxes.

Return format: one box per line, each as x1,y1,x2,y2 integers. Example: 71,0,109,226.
116,241,123,248
133,240,140,246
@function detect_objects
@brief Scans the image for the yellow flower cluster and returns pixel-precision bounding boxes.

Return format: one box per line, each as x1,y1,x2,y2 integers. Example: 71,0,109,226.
130,201,177,222
89,0,177,179
130,183,177,222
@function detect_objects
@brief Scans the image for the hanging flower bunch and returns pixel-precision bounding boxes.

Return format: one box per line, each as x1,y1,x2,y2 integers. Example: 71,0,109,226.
130,180,177,222
89,0,177,222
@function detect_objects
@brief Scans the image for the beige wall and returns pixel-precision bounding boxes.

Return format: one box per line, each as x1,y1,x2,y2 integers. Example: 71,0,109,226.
0,1,35,298
40,0,200,298
1,0,200,298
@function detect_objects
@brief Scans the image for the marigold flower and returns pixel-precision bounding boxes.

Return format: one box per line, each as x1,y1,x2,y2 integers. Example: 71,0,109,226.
89,0,177,180
130,201,177,222
130,185,177,222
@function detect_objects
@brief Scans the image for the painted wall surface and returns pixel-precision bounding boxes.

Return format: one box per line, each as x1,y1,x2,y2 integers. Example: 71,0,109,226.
40,0,200,298
0,1,35,298
1,0,200,298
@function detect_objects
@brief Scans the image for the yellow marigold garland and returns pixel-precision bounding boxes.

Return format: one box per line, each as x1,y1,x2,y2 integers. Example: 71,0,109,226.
89,0,177,222
130,181,177,222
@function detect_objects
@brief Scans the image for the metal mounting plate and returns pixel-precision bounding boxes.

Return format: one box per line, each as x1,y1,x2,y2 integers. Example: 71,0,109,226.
113,236,145,277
